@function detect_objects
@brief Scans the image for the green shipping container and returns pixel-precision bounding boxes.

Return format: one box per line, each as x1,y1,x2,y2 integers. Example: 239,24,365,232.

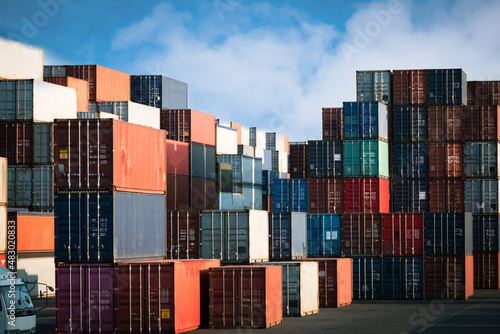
343,140,389,178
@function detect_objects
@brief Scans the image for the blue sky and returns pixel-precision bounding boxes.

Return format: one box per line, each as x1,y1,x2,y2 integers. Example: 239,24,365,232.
1,0,500,141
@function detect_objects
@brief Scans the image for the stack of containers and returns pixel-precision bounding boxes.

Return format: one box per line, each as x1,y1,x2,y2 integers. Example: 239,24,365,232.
266,132,288,175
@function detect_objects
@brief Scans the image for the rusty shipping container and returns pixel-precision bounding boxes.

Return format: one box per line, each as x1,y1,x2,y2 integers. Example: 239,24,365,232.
392,69,427,106
428,106,463,141
474,252,500,289
289,142,308,179
160,109,216,146
424,256,474,300
166,139,189,176
428,179,465,212
209,266,283,329
44,76,89,111
383,213,423,257
322,107,343,140
308,178,344,214
428,143,463,178
341,214,383,256
166,211,200,259
344,178,390,213
467,81,500,106
166,174,190,211
54,119,166,193
463,105,500,141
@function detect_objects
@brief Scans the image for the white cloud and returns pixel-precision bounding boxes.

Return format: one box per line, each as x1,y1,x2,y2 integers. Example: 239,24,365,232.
111,0,500,141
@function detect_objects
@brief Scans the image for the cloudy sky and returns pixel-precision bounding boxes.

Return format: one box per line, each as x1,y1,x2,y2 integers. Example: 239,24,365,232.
1,0,499,141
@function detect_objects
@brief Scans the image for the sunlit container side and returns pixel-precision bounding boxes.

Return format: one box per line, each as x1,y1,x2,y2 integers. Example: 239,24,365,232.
89,101,160,129
464,179,500,214
289,142,308,179
55,191,166,263
343,140,389,178
0,158,6,205
308,178,344,214
308,140,343,178
427,106,463,141
9,212,54,253
160,109,216,146
130,75,188,109
392,70,427,106
341,214,383,256
229,122,242,144
7,165,53,210
356,70,392,106
322,107,343,140
428,179,464,212
427,69,467,106
473,215,500,252
262,261,319,317
383,257,423,300
463,142,500,178
76,111,119,119
352,257,383,300
266,132,286,152
16,254,55,297
424,213,473,257
0,79,77,121
54,119,167,193
463,105,500,141
392,179,428,213
191,143,216,181
306,214,341,257
474,252,500,289
262,170,280,196
191,178,216,211
65,64,131,101
344,178,390,213
209,266,283,329
269,212,307,260
383,213,423,256
44,76,89,112
55,264,114,333
166,139,189,176
216,192,244,210
242,185,262,210
273,178,308,213
0,38,43,81
200,210,269,263
428,143,463,178
392,143,428,179
255,148,272,171
166,211,200,259
343,102,388,141
391,106,427,142
217,154,262,190
467,81,500,106
238,144,254,156
240,125,250,146
424,256,474,300
216,125,238,154
166,174,190,211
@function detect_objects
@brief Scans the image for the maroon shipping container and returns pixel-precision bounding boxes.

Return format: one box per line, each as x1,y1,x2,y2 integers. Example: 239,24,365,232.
383,213,424,256
467,81,500,106
424,256,474,300
167,139,189,176
344,178,390,213
428,106,463,142
191,178,216,211
308,178,344,214
474,252,500,289
114,259,220,334
463,105,500,141
209,266,283,329
160,109,216,146
167,174,190,211
429,179,465,212
55,264,115,333
392,70,427,106
0,122,33,164
166,211,200,259
54,119,167,193
322,108,343,141
289,143,308,179
341,214,383,256
428,143,463,178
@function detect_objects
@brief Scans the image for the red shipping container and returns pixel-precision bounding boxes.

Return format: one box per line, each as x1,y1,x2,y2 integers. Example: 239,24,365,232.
474,252,500,289
166,139,189,176
44,76,89,111
424,256,474,300
383,213,423,256
65,64,130,102
289,143,308,179
167,174,190,211
302,258,352,308
322,107,343,141
0,254,5,268
429,179,464,212
54,119,166,193
428,106,463,142
463,105,500,141
160,109,216,146
191,178,216,211
341,214,383,256
467,81,500,106
0,122,33,164
209,265,283,329
428,143,463,178
55,263,115,333
166,211,200,259
114,259,220,334
344,178,389,213
308,178,344,214
392,70,427,106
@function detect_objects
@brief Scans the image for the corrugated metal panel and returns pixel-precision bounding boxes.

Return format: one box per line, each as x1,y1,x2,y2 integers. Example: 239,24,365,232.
428,179,464,212
43,65,66,77
424,213,473,256
0,122,53,164
289,143,308,179
391,106,427,142
474,253,500,289
322,107,343,140
392,179,428,213
308,178,344,214
8,165,53,210
383,213,423,256
392,143,428,178
392,70,427,106
344,178,390,213
191,178,216,211
352,257,383,300
467,81,500,106
191,143,216,180
273,178,308,213
463,142,500,178
473,215,499,252
308,140,342,178
424,256,474,300
269,212,307,260
160,109,216,146
427,69,467,106
383,257,423,300
166,174,190,211
341,214,383,256
356,70,392,106
243,185,263,210
428,106,463,141
90,101,160,129
130,75,188,109
217,154,262,189
463,105,500,141
465,179,499,214
166,211,200,259
0,38,43,81
428,143,463,178
306,214,341,257
266,132,286,152
262,170,280,196
343,102,388,141
343,140,389,178
166,139,189,176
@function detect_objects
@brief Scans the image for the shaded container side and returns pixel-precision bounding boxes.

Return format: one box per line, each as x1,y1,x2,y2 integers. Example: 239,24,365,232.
383,257,424,300
217,154,262,186
255,147,272,171
344,178,390,213
341,213,383,256
424,256,474,300
217,162,233,193
130,75,188,109
306,214,341,257
464,179,500,214
166,211,200,259
428,179,464,213
191,143,216,180
467,81,500,106
343,140,389,178
352,257,383,300
8,165,53,210
427,68,467,106
167,139,189,176
424,212,473,256
428,143,463,178
273,178,308,213
269,212,307,260
463,142,500,178
166,174,190,211
356,70,392,106
463,105,500,141
289,143,308,179
427,106,463,141
383,213,424,256
308,178,344,214
307,140,342,178
391,106,427,142
242,185,263,210
343,102,388,141
43,65,66,77
474,252,500,289
392,179,428,213
191,178,216,211
216,192,245,210
44,76,89,112
473,215,500,252
392,143,428,179
392,70,427,106
160,109,216,146
262,170,280,196
0,122,54,164
322,107,343,141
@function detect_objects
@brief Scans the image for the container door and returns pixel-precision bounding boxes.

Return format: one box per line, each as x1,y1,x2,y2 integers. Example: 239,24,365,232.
86,266,114,332
55,265,85,333
33,122,53,164
282,264,301,316
114,265,144,333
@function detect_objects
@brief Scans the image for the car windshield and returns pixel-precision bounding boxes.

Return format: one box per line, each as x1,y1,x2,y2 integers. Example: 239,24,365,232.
0,284,35,316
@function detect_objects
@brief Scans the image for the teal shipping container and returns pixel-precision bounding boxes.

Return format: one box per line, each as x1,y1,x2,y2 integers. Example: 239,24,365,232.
343,140,389,178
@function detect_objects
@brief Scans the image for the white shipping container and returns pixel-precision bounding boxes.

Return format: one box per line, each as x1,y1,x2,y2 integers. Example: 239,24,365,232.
77,111,119,120
216,125,238,154
255,148,273,171
266,132,286,152
90,101,160,129
0,205,6,253
0,158,7,205
16,255,55,297
0,38,43,81
241,126,250,146
279,151,288,174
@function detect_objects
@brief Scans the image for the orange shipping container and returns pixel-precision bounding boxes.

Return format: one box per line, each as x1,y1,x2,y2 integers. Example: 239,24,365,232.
428,143,463,178
8,212,54,253
161,109,216,146
44,76,89,111
230,122,242,145
428,106,463,142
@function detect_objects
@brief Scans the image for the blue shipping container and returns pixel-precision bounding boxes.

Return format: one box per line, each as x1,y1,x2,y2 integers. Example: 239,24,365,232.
307,214,341,257
269,213,307,260
464,179,499,214
343,102,388,141
392,143,428,178
273,179,308,213
392,179,428,213
55,191,166,263
473,214,499,252
243,185,263,210
427,69,467,106
383,257,424,300
262,170,280,195
392,107,428,142
424,213,473,256
130,75,188,109
352,257,383,300
308,140,342,178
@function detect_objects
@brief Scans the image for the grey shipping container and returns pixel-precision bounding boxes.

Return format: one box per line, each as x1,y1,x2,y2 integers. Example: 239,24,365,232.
191,143,216,181
130,75,188,109
465,179,500,214
463,142,500,178
269,212,307,260
356,70,392,106
243,185,263,210
217,154,263,187
8,165,53,210
33,122,54,164
43,65,67,77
